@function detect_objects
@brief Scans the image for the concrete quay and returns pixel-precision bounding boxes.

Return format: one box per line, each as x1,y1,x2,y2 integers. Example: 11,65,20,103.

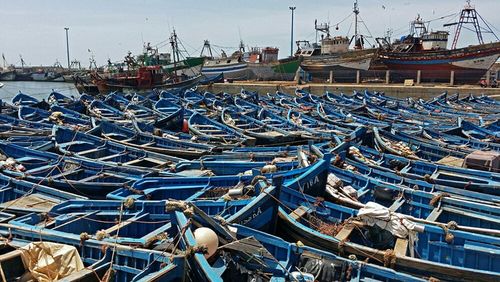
202,81,500,100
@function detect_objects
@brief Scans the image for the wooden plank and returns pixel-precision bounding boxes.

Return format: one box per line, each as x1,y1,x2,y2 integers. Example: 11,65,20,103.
59,268,96,281
436,156,464,167
104,213,148,234
389,198,405,212
0,249,22,261
289,206,309,220
426,208,443,222
49,168,83,179
97,154,124,162
334,223,354,241
394,238,408,257
77,147,103,156
52,211,100,231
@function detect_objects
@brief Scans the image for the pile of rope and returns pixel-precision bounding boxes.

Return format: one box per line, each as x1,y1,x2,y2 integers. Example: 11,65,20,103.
166,200,194,217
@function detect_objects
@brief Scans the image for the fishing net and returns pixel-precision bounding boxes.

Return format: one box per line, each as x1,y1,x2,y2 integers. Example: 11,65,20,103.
309,215,344,237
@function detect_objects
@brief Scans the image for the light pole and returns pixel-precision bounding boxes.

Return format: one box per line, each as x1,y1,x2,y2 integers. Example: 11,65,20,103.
289,6,296,57
64,27,70,69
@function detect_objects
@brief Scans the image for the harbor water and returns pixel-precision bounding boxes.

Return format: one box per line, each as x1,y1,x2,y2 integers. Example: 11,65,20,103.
0,81,80,102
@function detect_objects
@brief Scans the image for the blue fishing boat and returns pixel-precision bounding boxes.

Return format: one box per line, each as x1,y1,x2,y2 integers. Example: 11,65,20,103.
188,112,256,146
0,142,152,198
372,127,467,161
52,125,185,170
0,173,86,214
47,90,75,106
172,150,305,176
92,120,215,159
221,107,300,145
287,109,348,141
104,92,131,110
167,202,427,282
256,108,320,141
87,99,129,121
18,106,91,128
420,127,500,151
334,143,500,195
11,92,40,107
0,114,52,137
0,226,189,281
108,156,330,201
275,170,500,281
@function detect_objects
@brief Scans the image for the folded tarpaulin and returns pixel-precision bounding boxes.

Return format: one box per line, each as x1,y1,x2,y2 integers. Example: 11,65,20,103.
357,201,420,257
20,241,85,282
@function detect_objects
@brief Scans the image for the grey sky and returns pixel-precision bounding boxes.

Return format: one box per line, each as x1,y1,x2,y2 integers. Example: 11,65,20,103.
0,0,498,67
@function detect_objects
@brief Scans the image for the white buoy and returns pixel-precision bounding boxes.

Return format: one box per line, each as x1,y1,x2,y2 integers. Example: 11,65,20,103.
193,227,219,259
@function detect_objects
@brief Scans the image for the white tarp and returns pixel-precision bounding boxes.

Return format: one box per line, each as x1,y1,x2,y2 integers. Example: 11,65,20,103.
357,202,419,257
20,242,85,282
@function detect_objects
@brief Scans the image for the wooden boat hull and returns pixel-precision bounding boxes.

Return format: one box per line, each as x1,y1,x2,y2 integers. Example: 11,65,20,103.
247,57,300,81
378,42,500,83
300,49,381,82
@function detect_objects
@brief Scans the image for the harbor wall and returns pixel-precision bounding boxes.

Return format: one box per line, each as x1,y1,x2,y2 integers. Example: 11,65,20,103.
202,82,500,100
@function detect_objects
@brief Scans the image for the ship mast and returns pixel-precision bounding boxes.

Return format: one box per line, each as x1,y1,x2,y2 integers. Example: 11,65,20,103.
444,0,499,49
354,0,359,44
351,0,364,50
19,55,25,71
169,29,180,80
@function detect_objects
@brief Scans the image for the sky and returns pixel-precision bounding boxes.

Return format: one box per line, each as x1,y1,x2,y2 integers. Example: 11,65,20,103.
0,0,498,67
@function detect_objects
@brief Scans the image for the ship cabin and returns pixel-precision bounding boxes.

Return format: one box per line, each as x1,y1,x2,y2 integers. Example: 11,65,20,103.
421,31,449,50
295,41,321,57
321,36,350,55
245,47,279,64
203,50,244,68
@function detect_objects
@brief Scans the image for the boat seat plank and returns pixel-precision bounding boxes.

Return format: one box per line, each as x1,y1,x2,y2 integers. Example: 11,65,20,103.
194,125,216,129
78,147,104,156
394,238,408,257
141,142,156,147
124,158,164,166
16,157,47,163
289,206,309,220
0,249,22,261
199,129,224,133
104,213,148,234
53,211,101,231
58,268,95,281
26,164,56,174
426,208,443,222
97,153,124,162
389,197,405,212
78,173,107,182
51,168,84,179
334,223,355,241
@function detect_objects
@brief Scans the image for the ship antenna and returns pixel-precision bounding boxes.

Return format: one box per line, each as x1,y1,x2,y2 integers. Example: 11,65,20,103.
354,0,359,48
